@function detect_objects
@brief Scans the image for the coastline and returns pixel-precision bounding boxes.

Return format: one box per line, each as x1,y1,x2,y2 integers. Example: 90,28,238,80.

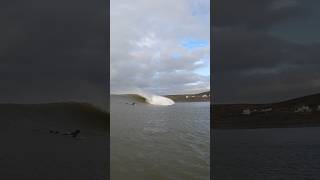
213,93,320,129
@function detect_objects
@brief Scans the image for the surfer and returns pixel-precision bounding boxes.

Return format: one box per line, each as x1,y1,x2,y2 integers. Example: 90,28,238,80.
125,102,136,106
49,130,59,134
63,129,81,138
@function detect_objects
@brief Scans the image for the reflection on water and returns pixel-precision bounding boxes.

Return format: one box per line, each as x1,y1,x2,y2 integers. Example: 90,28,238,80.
111,95,210,180
214,127,320,180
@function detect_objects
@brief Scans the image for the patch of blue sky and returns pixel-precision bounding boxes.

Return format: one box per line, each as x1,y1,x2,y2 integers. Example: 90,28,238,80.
181,38,209,50
194,55,210,76
194,66,210,76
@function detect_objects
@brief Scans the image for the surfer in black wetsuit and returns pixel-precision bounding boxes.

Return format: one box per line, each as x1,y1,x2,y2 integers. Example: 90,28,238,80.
49,130,59,134
125,102,136,106
63,129,80,138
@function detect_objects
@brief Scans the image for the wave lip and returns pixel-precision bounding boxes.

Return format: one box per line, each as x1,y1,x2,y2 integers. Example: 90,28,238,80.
112,91,175,106
143,94,175,106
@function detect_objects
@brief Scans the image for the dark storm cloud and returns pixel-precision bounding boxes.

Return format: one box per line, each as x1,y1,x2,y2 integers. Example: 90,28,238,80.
0,0,107,107
213,0,320,103
213,31,320,103
214,29,320,73
213,0,306,29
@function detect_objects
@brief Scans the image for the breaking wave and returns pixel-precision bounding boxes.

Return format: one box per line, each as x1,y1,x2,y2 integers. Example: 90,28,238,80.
139,94,175,106
118,93,174,106
111,89,175,106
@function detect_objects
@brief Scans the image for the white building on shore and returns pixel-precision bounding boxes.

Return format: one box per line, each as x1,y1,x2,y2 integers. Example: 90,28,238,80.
242,109,251,115
295,105,312,113
261,108,272,112
202,94,208,98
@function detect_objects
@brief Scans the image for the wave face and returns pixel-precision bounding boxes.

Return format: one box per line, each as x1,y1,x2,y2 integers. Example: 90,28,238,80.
114,93,175,106
141,94,175,106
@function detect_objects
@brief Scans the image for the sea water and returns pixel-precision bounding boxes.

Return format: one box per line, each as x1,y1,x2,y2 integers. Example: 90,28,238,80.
110,95,210,180
213,127,320,179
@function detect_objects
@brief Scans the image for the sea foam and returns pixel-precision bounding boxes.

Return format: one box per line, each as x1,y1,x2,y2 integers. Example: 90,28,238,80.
114,89,175,106
143,94,175,106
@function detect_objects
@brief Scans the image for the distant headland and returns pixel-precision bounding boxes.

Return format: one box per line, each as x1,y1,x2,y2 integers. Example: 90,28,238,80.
165,91,210,102
213,93,320,129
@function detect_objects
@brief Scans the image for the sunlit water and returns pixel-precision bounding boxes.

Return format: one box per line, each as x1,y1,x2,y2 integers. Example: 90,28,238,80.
214,127,320,180
111,95,210,180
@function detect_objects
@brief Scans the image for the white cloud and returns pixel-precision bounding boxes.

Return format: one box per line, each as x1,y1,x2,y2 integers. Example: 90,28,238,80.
111,0,210,95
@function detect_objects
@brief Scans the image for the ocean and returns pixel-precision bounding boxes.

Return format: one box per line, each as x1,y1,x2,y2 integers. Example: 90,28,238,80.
110,95,210,180
213,127,320,179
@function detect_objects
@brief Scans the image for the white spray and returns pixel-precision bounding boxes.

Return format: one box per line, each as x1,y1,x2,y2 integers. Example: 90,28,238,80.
138,93,175,106
113,88,175,106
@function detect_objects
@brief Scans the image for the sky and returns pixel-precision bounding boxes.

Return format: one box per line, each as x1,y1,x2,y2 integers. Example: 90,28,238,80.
0,0,108,108
110,0,210,95
4,0,318,106
213,0,320,104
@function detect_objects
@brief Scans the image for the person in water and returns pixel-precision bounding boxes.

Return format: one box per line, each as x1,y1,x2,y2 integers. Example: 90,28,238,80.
49,130,59,134
63,129,80,138
125,102,136,106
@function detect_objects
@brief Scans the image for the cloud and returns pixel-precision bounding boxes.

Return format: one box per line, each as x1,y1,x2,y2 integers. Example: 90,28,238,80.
0,0,108,108
111,0,210,95
212,0,320,103
213,0,306,29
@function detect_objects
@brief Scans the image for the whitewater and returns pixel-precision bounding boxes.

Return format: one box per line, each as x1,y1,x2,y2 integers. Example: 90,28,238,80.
138,93,175,106
111,90,175,106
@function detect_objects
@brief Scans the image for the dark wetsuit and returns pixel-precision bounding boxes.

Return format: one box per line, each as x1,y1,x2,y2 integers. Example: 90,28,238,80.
71,130,80,137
